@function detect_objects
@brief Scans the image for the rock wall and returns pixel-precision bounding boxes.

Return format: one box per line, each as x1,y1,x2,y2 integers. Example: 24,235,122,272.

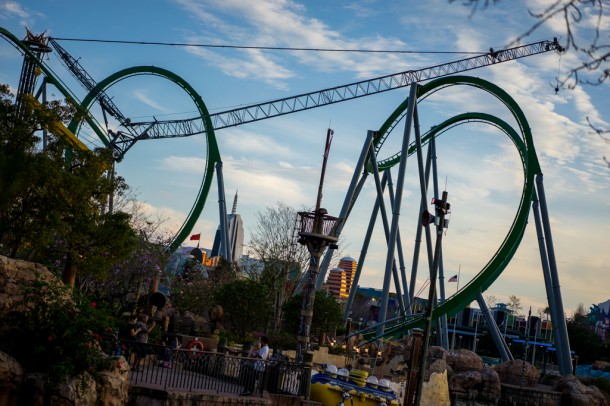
0,255,66,326
0,351,23,405
0,255,130,406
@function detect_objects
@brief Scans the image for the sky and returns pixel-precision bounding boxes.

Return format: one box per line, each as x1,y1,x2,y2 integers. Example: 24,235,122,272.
0,0,609,318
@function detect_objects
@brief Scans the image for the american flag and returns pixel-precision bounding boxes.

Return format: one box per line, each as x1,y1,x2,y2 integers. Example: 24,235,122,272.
448,274,458,282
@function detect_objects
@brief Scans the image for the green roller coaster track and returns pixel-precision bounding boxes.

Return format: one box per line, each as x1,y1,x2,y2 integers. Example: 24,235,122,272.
0,27,220,253
2,27,546,342
359,75,541,341
68,67,221,253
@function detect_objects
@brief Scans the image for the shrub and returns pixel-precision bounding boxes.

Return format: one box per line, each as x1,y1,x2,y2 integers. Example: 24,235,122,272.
0,280,120,387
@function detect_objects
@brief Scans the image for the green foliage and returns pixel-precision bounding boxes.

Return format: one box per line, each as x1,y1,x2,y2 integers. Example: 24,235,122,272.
507,295,522,316
214,278,272,340
282,290,344,338
267,332,298,351
567,315,604,364
170,257,238,315
0,85,138,286
0,280,122,387
93,233,171,317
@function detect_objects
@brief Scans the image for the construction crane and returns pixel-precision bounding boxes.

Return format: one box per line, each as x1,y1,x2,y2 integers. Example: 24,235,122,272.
44,35,562,161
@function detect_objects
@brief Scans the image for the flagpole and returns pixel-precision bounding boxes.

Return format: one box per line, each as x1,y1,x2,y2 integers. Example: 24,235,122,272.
451,265,460,349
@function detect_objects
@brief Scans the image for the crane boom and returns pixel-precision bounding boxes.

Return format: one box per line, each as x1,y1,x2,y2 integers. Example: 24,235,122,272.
125,39,561,142
48,38,140,148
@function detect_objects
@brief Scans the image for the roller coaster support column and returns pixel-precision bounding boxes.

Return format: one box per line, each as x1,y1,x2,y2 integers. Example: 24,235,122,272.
377,83,418,338
316,130,374,290
477,293,512,362
430,135,450,350
414,191,450,406
296,129,342,367
343,172,388,320
413,105,449,349
534,174,572,375
385,170,412,316
368,143,406,314
409,144,433,303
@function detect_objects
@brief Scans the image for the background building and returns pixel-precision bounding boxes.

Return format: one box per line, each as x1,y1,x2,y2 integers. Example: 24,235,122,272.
211,191,244,262
325,256,357,300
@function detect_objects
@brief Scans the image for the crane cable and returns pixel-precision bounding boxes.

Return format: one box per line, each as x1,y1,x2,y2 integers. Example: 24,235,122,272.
49,37,487,55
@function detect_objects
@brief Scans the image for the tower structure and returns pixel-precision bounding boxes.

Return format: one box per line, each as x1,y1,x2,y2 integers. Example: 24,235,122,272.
211,190,244,262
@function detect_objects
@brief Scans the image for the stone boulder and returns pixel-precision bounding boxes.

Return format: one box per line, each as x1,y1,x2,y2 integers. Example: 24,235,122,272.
0,255,67,328
10,358,129,406
52,372,98,406
420,347,451,406
0,256,130,406
95,356,130,406
424,346,451,382
449,367,501,402
494,359,539,387
445,349,484,373
592,360,610,372
554,375,609,406
0,351,24,405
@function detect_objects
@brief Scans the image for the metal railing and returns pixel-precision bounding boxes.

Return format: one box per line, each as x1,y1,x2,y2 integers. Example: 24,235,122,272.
118,340,309,397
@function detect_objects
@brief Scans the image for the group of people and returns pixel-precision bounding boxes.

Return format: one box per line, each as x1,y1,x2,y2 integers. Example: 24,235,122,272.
126,314,157,372
240,335,270,396
119,314,272,397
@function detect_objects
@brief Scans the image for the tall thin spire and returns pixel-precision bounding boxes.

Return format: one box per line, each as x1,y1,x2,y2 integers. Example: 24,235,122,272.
232,189,238,215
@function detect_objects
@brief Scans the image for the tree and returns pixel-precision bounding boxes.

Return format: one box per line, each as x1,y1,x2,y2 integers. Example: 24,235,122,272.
310,291,345,338
567,303,603,363
214,278,272,340
573,302,588,323
453,0,610,163
81,191,176,316
247,202,310,333
485,294,498,308
453,1,609,86
248,201,344,333
170,257,238,315
0,85,138,286
282,290,343,339
537,306,551,320
168,261,211,315
506,295,523,316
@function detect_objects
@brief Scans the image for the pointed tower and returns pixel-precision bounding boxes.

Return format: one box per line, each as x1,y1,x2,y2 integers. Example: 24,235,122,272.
212,190,244,262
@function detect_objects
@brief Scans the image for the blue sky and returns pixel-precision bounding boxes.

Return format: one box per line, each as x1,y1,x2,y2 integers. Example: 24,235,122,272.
1,0,608,316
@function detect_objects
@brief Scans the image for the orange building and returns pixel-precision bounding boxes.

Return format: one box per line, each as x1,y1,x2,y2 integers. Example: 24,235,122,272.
325,256,357,300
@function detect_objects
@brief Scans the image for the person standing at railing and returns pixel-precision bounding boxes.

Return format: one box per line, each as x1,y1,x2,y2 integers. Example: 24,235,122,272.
115,314,140,359
159,334,181,368
131,314,156,372
240,336,270,396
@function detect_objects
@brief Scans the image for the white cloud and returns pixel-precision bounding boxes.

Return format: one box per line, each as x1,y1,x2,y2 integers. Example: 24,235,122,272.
218,127,295,158
174,0,417,86
221,157,311,206
1,1,29,20
132,90,169,113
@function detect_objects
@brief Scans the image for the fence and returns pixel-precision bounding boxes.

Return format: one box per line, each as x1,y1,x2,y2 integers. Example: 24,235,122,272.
119,340,309,397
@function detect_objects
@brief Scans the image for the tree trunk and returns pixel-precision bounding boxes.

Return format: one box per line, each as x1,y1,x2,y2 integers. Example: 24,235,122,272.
62,251,77,287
